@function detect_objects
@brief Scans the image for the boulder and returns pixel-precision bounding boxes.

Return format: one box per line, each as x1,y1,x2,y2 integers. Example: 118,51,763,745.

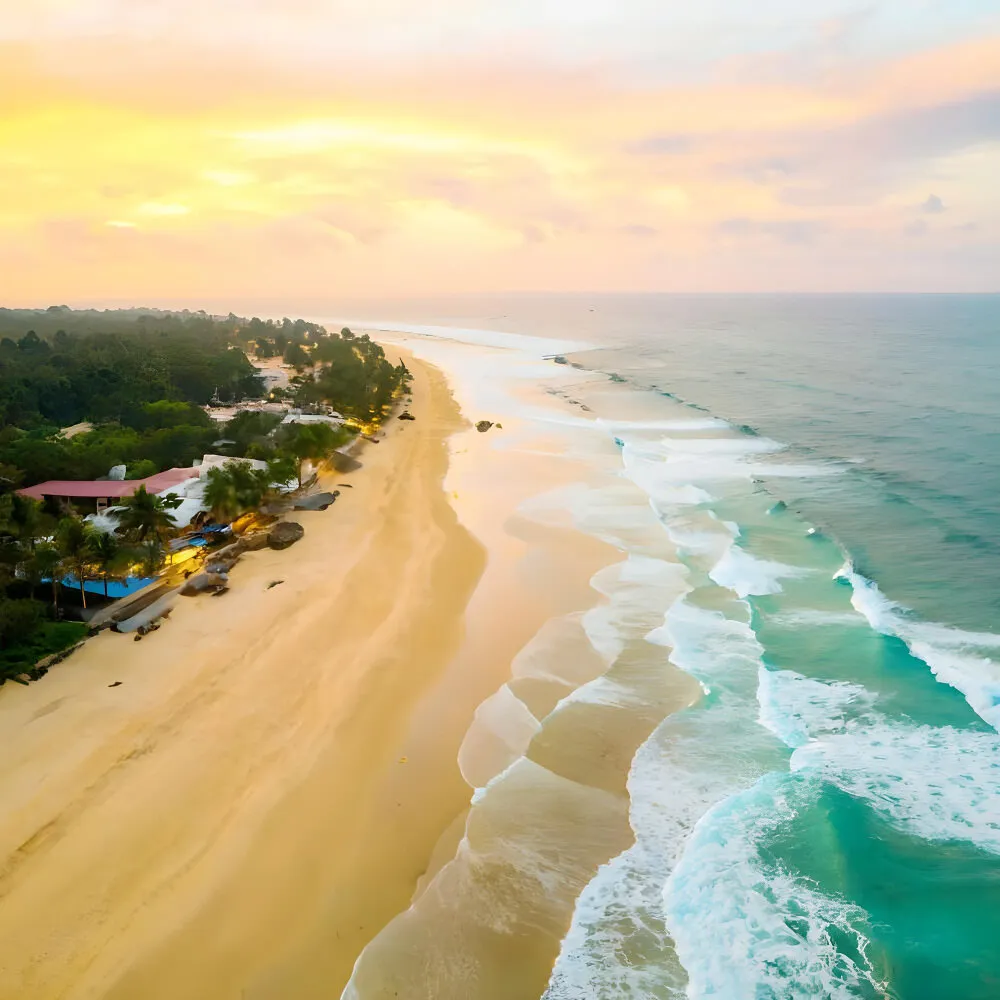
14,673,32,685
180,571,230,596
475,420,494,433
268,521,305,550
205,556,239,575
241,532,270,551
214,541,245,560
398,411,416,421
293,492,337,511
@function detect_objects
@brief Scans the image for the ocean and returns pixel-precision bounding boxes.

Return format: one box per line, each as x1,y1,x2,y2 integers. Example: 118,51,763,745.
336,294,1000,1000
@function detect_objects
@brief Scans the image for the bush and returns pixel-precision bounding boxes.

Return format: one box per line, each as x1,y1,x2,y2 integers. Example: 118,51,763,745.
0,619,88,678
0,598,43,648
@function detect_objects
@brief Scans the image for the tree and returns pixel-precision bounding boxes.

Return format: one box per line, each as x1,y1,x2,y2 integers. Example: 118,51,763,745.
137,538,165,577
5,494,48,553
126,459,158,480
117,485,181,543
56,517,97,609
31,544,63,615
276,423,349,487
283,341,310,368
0,598,42,650
89,531,126,598
266,454,297,489
203,459,292,522
203,465,247,522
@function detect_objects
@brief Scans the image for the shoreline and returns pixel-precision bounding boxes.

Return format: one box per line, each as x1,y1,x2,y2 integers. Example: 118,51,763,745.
0,350,490,998
0,337,691,1000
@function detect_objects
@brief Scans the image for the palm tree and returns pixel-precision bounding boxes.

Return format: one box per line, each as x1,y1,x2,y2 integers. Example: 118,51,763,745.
203,466,241,523
118,485,181,543
31,544,63,616
10,495,47,553
203,461,277,522
89,531,126,598
56,517,97,609
137,538,165,578
278,422,348,487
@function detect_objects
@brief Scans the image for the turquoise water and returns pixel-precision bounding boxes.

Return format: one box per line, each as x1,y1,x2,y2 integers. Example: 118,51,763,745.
341,295,1000,999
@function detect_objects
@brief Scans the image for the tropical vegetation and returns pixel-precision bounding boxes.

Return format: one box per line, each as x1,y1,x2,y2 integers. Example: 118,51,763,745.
0,307,410,680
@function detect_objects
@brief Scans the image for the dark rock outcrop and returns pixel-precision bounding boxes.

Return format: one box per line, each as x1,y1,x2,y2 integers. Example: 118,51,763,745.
241,532,270,551
268,521,305,550
399,411,416,421
293,492,337,511
476,421,494,433
180,571,230,596
206,556,239,575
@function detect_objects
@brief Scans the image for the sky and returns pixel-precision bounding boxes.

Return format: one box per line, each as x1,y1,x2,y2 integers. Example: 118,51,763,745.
1,0,999,305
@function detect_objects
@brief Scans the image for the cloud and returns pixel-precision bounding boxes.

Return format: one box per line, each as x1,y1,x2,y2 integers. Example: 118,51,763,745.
718,217,826,244
1,6,999,296
922,194,946,214
621,224,658,237
760,89,1000,207
736,157,797,184
624,133,694,155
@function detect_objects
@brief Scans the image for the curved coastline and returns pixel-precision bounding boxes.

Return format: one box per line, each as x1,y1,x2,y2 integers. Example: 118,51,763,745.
0,351,485,999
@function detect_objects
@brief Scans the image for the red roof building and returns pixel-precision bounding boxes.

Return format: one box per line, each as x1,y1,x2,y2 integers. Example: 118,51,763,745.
18,468,198,508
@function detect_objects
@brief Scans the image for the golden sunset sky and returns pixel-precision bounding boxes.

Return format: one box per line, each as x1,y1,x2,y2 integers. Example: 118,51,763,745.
2,0,999,304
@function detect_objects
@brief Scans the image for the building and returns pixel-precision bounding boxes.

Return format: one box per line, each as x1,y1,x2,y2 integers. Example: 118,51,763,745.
18,468,198,514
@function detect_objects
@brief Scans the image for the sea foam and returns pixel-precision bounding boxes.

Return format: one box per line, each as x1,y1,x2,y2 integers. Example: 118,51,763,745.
793,723,1000,855
709,545,807,599
837,562,1000,730
664,773,887,1000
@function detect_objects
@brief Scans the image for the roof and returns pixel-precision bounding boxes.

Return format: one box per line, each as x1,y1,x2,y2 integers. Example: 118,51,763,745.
18,467,198,501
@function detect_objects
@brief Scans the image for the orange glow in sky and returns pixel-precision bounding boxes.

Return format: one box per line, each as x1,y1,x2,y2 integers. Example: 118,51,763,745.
1,1,998,304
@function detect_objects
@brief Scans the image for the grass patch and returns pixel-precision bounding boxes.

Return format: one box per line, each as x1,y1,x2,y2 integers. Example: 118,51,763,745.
0,621,88,679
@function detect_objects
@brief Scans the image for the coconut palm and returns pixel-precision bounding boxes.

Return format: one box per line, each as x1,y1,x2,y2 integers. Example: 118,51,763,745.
118,485,181,543
203,465,241,523
89,531,127,598
277,422,348,487
31,544,64,616
56,517,97,609
137,538,165,578
203,462,260,521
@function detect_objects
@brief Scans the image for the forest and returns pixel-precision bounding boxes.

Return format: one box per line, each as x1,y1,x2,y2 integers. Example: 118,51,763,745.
0,307,409,678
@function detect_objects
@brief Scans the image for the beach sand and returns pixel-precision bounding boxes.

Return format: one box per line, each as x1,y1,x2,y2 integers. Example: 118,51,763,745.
0,348,695,1000
0,348,629,1000
0,353,483,998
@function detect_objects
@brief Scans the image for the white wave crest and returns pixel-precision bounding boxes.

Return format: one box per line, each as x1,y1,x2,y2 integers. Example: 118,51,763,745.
793,722,1000,854
663,772,887,1000
757,667,875,749
710,545,808,598
836,562,1000,730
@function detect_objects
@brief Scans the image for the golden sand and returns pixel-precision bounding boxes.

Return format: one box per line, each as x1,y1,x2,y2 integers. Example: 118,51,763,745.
0,354,487,999
0,350,698,1000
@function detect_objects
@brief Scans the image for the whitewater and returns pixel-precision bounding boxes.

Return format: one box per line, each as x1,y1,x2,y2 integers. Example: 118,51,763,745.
339,293,1000,1000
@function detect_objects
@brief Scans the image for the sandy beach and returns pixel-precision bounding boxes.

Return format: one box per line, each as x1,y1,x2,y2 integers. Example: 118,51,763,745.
0,343,697,1000
0,352,489,999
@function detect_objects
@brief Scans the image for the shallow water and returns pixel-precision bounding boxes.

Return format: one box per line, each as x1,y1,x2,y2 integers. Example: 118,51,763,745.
336,295,1000,1000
